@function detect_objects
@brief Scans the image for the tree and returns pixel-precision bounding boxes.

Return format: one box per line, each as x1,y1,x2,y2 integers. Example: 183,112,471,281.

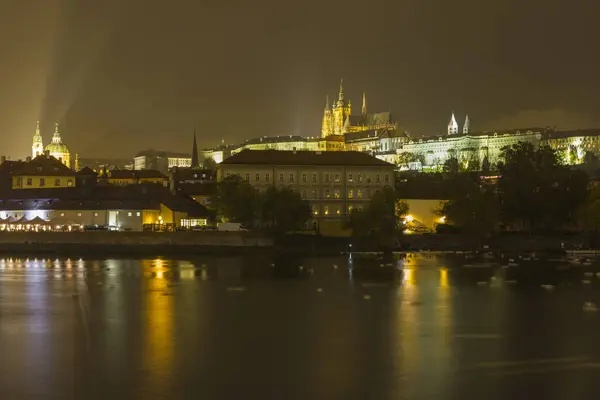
437,176,499,239
259,186,311,233
347,187,406,246
213,175,259,227
202,157,217,170
497,142,589,232
443,156,460,174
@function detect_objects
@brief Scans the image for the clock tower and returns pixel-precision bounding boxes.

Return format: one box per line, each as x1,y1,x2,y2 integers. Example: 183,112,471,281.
32,121,43,158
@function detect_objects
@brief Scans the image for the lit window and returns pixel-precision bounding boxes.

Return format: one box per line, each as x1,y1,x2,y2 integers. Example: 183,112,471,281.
128,212,132,217
348,174,353,183
348,205,353,213
67,180,73,186
324,206,329,215
348,189,354,199
336,208,340,215
94,212,98,217
325,190,330,199
334,174,340,183
137,212,141,217
60,213,65,217
313,207,318,215
334,189,340,199
77,213,82,217
357,189,363,199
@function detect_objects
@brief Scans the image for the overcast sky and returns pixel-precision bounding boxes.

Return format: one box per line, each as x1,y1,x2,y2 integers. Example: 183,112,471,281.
0,0,598,158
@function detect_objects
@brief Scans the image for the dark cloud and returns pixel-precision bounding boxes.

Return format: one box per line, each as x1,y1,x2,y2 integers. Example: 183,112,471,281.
0,0,598,159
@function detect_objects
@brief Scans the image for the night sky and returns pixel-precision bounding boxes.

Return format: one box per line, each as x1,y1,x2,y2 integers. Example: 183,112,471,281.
1,0,598,159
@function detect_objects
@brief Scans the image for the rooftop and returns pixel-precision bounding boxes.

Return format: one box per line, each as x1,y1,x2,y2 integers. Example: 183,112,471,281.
221,150,394,167
0,155,75,177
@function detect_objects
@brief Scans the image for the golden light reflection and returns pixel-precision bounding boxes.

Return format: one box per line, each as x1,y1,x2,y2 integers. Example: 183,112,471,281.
440,267,449,288
403,268,416,287
143,271,174,393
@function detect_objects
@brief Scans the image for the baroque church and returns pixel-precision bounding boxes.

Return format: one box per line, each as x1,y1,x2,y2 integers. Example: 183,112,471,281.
321,79,397,137
32,121,72,168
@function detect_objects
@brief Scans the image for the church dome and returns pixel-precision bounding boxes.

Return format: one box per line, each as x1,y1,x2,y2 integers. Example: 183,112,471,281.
45,141,69,154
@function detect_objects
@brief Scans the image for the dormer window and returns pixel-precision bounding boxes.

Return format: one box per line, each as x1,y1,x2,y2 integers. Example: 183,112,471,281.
37,166,42,172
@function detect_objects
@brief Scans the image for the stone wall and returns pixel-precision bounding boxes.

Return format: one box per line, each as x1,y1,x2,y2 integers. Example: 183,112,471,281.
0,231,272,247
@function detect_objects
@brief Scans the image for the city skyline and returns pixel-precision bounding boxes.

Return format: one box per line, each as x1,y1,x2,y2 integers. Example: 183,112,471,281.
1,0,598,159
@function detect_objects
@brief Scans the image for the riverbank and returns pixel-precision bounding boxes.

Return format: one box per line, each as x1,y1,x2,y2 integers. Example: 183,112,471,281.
0,231,593,257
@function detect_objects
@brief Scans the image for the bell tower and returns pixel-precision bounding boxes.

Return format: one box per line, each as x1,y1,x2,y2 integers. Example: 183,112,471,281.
32,121,43,158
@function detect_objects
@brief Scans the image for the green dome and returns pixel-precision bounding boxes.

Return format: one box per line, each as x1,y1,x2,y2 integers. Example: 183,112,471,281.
45,142,69,154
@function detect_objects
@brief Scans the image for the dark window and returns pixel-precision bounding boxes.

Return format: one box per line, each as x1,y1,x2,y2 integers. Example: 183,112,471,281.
40,178,45,187
26,178,32,186
55,179,60,186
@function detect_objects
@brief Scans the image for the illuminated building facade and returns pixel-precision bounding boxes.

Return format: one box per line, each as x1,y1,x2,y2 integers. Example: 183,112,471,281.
133,150,191,173
32,122,72,168
321,79,397,137
231,135,345,156
0,154,76,190
217,150,395,224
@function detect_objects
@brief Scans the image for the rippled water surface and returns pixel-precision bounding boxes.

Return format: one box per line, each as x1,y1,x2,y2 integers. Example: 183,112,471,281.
2,253,600,399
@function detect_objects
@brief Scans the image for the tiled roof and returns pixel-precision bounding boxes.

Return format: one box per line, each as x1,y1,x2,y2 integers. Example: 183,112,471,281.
0,155,74,176
220,150,394,167
107,169,166,179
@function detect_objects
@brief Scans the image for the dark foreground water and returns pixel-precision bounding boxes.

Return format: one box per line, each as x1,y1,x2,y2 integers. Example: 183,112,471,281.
2,254,600,399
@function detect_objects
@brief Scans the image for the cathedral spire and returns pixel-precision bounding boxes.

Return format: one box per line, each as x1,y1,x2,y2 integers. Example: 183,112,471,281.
52,122,62,143
191,128,199,168
35,121,41,136
448,112,458,135
338,78,344,102
32,121,43,158
463,114,470,134
361,92,367,116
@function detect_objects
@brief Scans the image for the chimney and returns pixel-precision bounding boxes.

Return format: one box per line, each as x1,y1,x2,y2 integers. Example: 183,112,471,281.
59,157,63,163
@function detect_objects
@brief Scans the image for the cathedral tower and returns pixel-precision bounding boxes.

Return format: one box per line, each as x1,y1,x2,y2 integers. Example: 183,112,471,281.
463,115,470,134
332,78,351,135
448,113,458,135
32,121,43,158
320,96,334,137
45,122,71,168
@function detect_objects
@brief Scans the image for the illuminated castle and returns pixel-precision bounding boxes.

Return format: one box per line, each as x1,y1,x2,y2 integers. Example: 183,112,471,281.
32,121,71,168
321,79,397,137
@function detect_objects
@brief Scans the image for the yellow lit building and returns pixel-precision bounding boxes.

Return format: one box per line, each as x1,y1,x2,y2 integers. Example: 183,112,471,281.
32,122,72,168
1,154,76,190
102,170,168,186
321,79,397,137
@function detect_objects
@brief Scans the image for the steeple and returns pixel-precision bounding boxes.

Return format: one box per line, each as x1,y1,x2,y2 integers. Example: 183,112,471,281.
447,113,458,135
52,122,62,143
361,92,367,116
191,128,199,168
32,121,44,158
463,114,470,134
337,78,344,102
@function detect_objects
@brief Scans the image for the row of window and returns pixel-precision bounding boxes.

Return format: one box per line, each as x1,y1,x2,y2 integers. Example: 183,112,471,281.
311,205,363,216
19,178,74,187
235,172,390,184
299,188,374,200
56,212,142,217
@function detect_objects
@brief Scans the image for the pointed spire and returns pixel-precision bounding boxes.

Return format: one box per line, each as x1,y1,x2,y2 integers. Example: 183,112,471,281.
191,128,199,168
52,122,62,143
361,92,367,116
35,121,41,136
463,114,470,134
448,112,458,135
338,78,344,102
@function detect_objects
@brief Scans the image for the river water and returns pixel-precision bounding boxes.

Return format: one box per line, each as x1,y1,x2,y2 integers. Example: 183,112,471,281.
1,253,600,399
